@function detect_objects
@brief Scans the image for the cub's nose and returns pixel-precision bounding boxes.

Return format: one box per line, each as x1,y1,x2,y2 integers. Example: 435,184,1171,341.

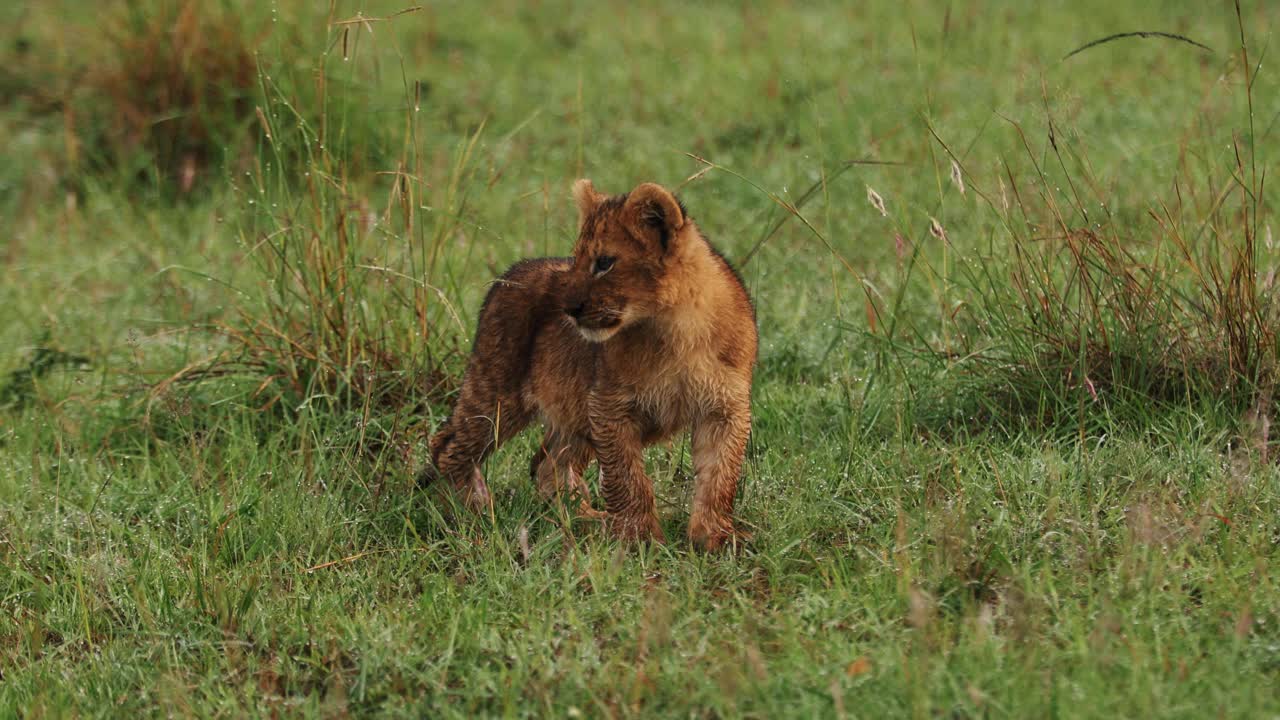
565,303,585,319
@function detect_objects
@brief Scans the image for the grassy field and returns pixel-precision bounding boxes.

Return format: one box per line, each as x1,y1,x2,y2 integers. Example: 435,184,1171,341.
2,0,1279,716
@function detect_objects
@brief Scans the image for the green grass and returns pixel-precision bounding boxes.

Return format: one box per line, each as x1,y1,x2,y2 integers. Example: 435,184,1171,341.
3,0,1280,716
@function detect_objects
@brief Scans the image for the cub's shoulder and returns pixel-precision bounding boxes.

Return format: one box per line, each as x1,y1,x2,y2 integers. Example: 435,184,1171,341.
701,237,756,326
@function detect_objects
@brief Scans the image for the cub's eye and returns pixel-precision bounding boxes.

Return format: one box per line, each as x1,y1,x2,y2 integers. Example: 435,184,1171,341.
592,256,616,276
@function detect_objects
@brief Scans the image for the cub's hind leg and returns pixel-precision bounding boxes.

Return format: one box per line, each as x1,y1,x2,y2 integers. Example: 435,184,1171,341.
423,390,534,512
420,258,563,512
530,430,603,519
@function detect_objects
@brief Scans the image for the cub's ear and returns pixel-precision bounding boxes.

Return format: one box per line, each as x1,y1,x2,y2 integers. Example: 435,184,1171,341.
572,178,604,230
623,182,685,251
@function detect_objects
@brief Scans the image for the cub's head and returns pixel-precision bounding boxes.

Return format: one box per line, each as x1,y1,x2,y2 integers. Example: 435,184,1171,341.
562,179,688,342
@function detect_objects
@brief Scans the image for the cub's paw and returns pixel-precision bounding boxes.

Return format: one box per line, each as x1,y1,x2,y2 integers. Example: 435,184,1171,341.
459,467,493,513
422,465,493,515
688,517,749,553
607,513,666,545
575,503,608,521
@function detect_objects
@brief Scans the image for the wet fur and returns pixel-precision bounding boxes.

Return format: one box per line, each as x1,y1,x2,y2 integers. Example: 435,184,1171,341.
422,180,757,550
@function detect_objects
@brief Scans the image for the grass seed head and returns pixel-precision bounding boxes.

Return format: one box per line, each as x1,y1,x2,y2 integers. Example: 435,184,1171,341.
950,159,966,195
928,216,948,243
867,186,888,217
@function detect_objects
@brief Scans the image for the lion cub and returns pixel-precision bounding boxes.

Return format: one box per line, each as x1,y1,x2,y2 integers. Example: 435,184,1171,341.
423,179,757,550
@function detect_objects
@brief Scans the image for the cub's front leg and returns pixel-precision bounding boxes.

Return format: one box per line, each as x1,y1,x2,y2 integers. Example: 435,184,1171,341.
588,392,665,544
688,399,751,552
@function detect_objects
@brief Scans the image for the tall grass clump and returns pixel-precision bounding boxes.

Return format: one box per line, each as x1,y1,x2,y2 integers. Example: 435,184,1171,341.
900,14,1275,437
169,6,486,446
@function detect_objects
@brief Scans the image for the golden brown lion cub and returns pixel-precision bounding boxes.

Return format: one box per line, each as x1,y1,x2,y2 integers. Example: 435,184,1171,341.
422,179,757,550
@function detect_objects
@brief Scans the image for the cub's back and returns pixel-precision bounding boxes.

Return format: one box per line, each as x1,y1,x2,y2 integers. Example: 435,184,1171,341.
460,258,573,399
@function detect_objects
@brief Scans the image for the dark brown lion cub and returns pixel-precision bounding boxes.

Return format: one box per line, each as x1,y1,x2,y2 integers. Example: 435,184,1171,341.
422,179,757,550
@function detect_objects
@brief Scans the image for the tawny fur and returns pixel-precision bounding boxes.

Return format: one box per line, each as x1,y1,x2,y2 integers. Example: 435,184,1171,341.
422,180,757,551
